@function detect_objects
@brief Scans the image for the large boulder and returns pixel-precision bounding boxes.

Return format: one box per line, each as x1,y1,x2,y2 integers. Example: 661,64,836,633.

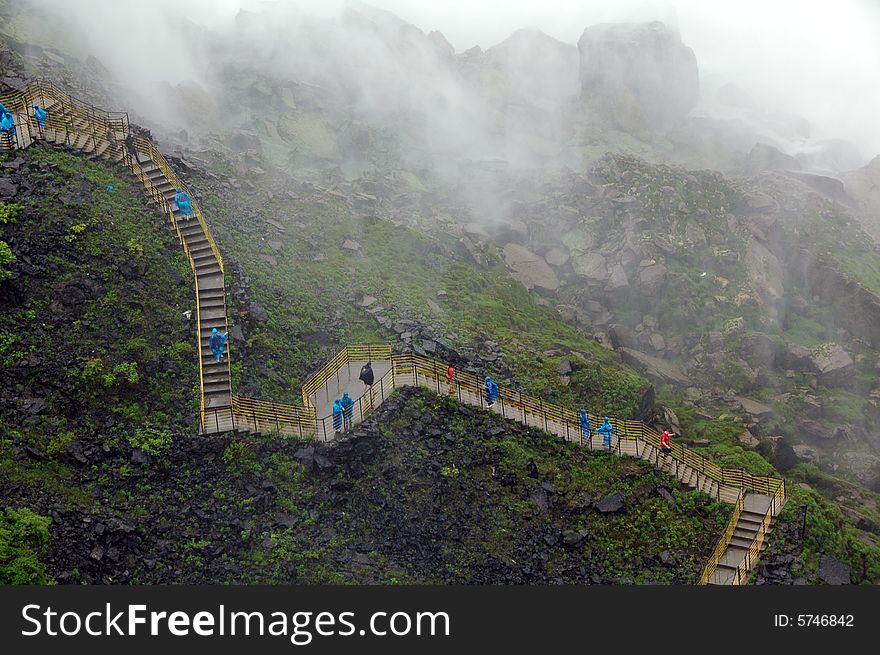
745,142,800,174
578,21,699,132
736,396,775,421
481,29,580,110
502,243,560,294
807,343,854,386
618,348,689,386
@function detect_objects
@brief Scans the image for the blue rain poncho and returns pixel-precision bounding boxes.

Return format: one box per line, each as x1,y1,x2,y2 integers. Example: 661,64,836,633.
579,409,591,440
340,392,354,423
484,376,499,405
209,328,228,357
33,106,47,128
174,188,194,217
0,112,15,136
597,417,614,447
332,400,343,431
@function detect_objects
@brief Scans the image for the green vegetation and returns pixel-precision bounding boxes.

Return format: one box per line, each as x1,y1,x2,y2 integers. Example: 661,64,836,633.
196,180,646,417
0,507,54,584
128,427,173,457
774,478,880,583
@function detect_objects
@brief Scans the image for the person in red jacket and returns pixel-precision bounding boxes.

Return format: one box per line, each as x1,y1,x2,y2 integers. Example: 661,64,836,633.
660,430,672,455
446,365,456,395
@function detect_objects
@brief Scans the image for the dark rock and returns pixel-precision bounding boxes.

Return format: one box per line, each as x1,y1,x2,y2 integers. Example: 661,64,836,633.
767,436,799,472
293,447,316,470
819,555,851,585
24,398,48,415
0,177,17,197
596,493,625,513
526,458,540,478
635,384,655,423
530,488,549,512
562,529,589,547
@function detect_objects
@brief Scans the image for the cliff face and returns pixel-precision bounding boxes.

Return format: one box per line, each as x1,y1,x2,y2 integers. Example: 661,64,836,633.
578,21,699,132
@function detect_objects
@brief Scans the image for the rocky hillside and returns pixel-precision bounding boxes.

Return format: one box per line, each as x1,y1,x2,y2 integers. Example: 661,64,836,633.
3,0,880,585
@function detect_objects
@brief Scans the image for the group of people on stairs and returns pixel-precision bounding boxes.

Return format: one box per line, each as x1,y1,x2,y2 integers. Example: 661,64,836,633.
0,101,48,148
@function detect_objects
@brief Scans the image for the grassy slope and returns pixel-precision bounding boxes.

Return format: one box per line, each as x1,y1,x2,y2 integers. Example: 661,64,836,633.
0,144,197,580
197,176,647,416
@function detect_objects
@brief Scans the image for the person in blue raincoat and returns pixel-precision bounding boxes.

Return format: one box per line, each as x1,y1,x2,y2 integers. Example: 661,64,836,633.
332,398,343,432
598,417,614,449
340,392,354,428
33,105,47,129
579,409,591,442
209,327,229,363
484,376,499,407
0,112,15,146
174,188,194,220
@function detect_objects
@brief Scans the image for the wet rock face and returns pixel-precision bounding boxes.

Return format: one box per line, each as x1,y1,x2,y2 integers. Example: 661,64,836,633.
578,21,699,132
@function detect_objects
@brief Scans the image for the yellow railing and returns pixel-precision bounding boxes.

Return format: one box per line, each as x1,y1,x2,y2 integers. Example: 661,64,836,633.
130,135,223,273
301,343,391,406
699,491,746,584
728,479,786,585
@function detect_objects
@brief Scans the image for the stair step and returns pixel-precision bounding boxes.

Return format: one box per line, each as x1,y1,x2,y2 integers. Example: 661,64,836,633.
729,536,756,549
196,264,223,276
199,308,228,322
187,238,211,250
198,294,226,306
179,226,207,239
189,245,213,258
199,297,227,309
737,516,765,529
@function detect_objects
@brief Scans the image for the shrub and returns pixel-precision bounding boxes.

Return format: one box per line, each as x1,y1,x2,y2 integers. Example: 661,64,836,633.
0,241,14,281
45,431,75,459
128,427,172,456
0,202,22,225
113,362,139,385
0,507,54,585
